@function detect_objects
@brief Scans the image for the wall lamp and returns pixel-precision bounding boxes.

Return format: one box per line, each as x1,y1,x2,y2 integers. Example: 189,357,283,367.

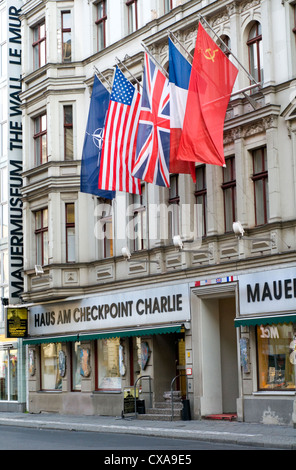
173,235,212,255
232,221,276,244
121,247,163,267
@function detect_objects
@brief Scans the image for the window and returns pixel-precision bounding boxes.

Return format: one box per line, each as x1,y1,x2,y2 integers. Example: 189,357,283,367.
195,165,207,237
126,0,138,34
222,157,237,232
96,0,107,51
257,323,296,391
0,250,8,322
34,114,47,166
64,105,73,160
40,343,62,390
66,203,75,262
0,348,18,401
98,199,113,258
252,147,269,226
35,208,48,265
164,0,173,14
0,87,7,159
61,11,71,63
72,342,82,391
220,35,231,58
168,174,180,241
247,22,263,84
96,338,121,391
132,184,147,251
33,21,46,70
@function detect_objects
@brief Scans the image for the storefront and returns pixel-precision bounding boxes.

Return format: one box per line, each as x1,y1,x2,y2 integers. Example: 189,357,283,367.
236,267,296,425
24,282,192,416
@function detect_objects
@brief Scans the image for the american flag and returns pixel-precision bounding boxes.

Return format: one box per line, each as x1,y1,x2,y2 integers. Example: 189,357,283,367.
132,53,170,187
98,66,142,194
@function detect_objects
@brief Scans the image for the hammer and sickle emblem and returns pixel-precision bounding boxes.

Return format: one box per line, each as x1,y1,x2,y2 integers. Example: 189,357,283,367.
203,48,219,62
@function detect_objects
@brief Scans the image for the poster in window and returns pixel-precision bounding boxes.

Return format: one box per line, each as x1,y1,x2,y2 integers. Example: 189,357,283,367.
6,307,28,338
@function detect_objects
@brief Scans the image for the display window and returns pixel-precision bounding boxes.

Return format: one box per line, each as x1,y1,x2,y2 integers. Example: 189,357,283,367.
96,338,122,391
257,323,296,391
40,343,62,391
71,342,82,391
0,348,17,401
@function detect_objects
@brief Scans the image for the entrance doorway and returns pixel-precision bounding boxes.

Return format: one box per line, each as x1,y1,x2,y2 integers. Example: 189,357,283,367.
200,296,238,416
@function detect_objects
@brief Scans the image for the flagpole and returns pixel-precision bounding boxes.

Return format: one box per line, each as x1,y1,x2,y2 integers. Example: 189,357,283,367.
168,30,193,62
93,65,113,90
115,57,143,89
141,42,169,79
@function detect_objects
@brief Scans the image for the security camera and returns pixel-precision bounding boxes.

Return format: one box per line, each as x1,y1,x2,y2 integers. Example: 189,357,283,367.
121,246,131,259
173,235,183,249
232,221,245,237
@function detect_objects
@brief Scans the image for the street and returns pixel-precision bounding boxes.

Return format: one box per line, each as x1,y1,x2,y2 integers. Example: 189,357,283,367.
0,425,277,451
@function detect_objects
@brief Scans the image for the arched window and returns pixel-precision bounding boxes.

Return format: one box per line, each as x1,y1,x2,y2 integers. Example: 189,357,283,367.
247,22,263,83
220,35,231,58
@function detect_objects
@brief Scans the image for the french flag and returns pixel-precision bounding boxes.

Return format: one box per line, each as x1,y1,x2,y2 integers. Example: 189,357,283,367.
168,38,195,181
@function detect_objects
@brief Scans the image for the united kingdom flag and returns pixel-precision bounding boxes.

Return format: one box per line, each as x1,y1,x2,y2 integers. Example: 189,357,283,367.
132,53,170,187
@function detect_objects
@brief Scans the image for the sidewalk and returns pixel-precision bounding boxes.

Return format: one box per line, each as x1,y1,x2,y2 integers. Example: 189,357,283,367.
0,412,295,449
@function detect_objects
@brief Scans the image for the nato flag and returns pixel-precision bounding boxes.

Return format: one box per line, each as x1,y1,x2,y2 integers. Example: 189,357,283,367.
80,75,115,199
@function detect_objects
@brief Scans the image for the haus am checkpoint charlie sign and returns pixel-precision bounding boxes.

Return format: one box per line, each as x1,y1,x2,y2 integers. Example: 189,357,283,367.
28,283,191,337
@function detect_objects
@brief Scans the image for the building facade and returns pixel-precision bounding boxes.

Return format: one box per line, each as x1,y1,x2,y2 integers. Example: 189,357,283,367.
20,0,296,425
0,0,26,412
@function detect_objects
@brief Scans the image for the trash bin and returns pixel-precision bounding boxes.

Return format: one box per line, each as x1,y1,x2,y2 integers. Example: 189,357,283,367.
181,399,191,421
136,399,145,414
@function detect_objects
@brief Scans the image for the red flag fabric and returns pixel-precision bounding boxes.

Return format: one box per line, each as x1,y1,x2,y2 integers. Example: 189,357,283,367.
177,22,238,167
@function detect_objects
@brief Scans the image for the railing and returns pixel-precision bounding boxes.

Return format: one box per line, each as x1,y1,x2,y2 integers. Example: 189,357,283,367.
170,372,189,421
133,375,152,418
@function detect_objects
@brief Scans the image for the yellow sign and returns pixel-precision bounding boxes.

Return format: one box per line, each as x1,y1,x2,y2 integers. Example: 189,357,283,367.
6,307,28,338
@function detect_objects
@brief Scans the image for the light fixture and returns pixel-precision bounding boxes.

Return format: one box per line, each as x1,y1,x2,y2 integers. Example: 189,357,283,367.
121,247,165,271
173,235,212,254
35,265,44,276
232,221,275,244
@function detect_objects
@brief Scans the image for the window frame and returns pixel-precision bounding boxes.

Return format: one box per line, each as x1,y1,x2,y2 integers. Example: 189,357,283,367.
35,208,48,266
247,21,263,84
65,202,75,263
40,343,62,391
221,156,237,233
164,0,173,14
168,174,180,241
32,21,46,70
63,104,73,160
61,10,72,63
132,184,147,252
194,165,207,237
126,0,138,34
251,147,269,226
95,0,107,51
33,113,47,166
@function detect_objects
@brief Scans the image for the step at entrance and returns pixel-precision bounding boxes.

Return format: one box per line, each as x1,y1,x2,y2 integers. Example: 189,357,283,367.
137,392,183,421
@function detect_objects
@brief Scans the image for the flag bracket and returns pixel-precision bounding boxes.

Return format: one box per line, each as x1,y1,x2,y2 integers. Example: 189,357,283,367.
93,65,113,90
173,236,213,255
115,57,143,89
141,42,169,79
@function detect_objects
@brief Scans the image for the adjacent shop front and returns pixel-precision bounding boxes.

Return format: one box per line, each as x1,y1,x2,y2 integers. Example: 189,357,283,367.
24,282,191,416
236,266,296,425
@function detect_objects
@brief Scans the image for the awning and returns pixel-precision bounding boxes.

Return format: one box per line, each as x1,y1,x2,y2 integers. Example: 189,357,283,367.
23,324,183,345
235,313,296,327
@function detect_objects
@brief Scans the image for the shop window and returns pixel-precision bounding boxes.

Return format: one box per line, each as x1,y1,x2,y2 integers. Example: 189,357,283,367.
96,338,121,391
247,21,263,85
64,105,73,160
257,323,296,391
71,342,81,391
66,203,75,262
35,208,48,266
61,11,71,63
126,0,138,34
0,348,18,401
34,113,47,166
195,165,207,237
252,147,269,226
222,156,237,232
40,343,62,391
33,21,46,70
96,0,107,51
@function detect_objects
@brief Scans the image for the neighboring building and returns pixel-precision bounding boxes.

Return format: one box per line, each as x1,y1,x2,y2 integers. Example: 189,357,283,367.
20,0,296,425
0,0,26,412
